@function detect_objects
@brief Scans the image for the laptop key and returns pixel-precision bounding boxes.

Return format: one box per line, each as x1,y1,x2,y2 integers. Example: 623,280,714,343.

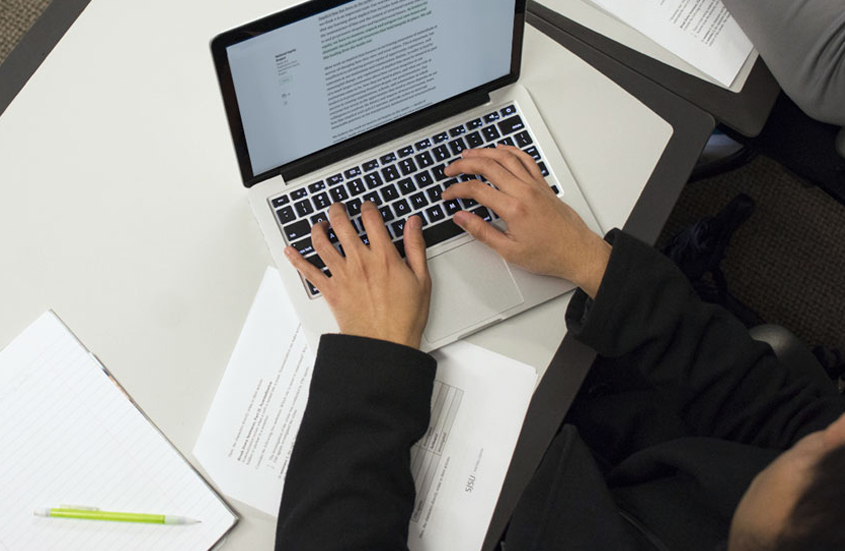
393,199,412,217
524,145,541,161
538,162,550,177
364,172,383,189
330,186,349,202
422,219,464,248
551,185,561,195
448,137,467,156
443,199,462,216
415,151,434,168
306,254,326,270
306,280,320,296
380,152,397,164
431,164,448,181
399,158,417,175
291,236,315,257
449,125,466,137
308,181,326,193
483,111,500,124
327,174,344,186
362,192,381,205
310,212,328,225
291,188,308,200
410,192,429,210
414,138,431,151
442,178,458,189
461,197,478,208
393,238,405,258
498,137,515,147
497,115,525,135
363,159,379,172
381,183,399,202
482,125,501,142
433,131,449,144
398,145,415,157
470,205,493,222
344,167,362,179
465,131,484,148
467,117,483,130
313,192,331,210
500,105,517,117
397,178,416,195
284,219,311,242
271,195,290,209
346,178,366,196
414,170,434,188
426,184,443,203
294,199,315,217
426,204,446,223
390,219,406,239
347,198,363,216
381,164,400,182
379,206,395,222
514,130,533,148
276,206,297,225
432,145,451,162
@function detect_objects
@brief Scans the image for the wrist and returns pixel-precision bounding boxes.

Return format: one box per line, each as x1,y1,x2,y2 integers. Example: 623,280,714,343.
570,236,611,299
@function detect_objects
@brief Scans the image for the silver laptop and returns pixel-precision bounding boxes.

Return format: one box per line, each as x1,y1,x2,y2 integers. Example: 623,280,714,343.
211,0,601,352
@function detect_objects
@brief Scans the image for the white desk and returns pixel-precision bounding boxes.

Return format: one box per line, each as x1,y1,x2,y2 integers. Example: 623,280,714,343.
0,0,690,549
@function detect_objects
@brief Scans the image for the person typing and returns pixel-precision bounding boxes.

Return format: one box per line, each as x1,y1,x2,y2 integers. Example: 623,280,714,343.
277,146,845,551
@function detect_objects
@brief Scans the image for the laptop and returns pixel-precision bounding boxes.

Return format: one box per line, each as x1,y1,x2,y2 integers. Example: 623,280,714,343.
211,0,601,352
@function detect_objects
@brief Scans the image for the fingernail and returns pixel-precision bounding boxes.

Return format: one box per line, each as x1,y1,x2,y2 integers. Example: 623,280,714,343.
410,215,421,229
453,213,466,227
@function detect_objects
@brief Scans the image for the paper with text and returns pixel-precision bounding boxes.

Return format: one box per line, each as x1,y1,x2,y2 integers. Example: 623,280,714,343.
588,0,753,86
0,312,237,551
194,267,537,551
194,267,315,515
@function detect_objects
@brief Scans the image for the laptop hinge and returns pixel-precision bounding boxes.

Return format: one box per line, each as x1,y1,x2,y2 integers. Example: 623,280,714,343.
276,91,492,184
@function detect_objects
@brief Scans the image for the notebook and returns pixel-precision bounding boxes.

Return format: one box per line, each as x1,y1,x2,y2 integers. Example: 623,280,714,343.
0,312,238,551
211,0,602,353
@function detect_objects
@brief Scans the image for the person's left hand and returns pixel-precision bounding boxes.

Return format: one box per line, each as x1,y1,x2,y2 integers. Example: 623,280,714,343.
284,201,432,349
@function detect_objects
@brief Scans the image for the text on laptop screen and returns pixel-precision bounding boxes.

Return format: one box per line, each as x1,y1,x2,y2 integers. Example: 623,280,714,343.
226,0,516,176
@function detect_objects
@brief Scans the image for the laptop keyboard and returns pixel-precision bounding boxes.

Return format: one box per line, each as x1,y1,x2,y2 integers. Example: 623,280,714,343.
269,103,559,298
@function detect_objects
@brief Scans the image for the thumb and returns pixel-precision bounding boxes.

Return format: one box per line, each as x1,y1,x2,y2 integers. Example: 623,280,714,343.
453,211,510,255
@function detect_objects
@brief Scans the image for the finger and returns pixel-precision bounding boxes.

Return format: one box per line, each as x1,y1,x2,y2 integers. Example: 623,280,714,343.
403,215,430,283
465,146,534,183
452,210,512,255
359,200,394,250
441,180,513,216
284,246,329,289
501,145,546,182
310,221,343,267
444,155,522,194
328,202,363,252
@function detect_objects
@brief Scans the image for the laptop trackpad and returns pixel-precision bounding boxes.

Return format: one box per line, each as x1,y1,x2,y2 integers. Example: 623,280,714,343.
424,243,524,343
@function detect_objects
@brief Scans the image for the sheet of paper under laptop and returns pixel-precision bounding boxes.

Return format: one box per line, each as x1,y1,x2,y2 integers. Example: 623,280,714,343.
194,266,537,551
0,312,237,551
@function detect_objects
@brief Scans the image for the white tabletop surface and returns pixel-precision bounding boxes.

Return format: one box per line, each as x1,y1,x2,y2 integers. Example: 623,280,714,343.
0,0,672,548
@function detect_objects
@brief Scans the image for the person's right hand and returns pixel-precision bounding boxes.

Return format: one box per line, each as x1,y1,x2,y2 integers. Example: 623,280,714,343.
441,146,611,298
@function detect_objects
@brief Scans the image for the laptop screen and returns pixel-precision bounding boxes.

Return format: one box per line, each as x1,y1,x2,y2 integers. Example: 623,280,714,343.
222,0,518,181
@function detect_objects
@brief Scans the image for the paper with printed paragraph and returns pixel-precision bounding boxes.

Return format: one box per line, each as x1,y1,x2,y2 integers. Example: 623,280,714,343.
194,266,537,551
0,312,237,551
587,0,753,86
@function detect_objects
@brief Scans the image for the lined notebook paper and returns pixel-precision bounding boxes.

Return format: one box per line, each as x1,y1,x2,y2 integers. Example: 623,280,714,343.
0,312,237,551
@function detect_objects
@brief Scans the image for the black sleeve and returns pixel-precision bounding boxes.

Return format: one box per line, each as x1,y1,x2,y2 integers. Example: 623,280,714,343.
275,334,436,551
566,230,844,450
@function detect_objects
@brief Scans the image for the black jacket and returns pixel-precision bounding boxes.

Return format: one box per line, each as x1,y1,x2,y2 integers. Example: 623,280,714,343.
275,230,844,551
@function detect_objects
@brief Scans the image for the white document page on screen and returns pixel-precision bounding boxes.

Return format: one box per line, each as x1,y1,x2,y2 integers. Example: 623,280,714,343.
226,0,514,175
194,267,537,551
586,0,753,87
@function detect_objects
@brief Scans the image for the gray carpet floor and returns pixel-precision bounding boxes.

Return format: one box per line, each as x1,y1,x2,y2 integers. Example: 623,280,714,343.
3,0,844,352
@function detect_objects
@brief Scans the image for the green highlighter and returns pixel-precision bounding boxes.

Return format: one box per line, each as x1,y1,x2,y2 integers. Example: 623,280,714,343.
34,505,200,525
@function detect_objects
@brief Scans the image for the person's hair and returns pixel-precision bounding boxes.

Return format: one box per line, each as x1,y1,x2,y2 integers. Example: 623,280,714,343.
770,443,845,551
